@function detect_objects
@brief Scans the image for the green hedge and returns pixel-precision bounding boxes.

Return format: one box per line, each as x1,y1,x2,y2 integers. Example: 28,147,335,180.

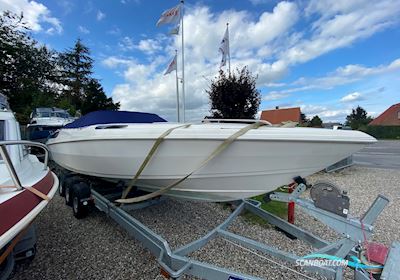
362,125,400,139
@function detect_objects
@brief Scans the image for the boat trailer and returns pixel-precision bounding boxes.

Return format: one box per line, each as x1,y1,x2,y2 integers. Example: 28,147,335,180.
56,170,400,280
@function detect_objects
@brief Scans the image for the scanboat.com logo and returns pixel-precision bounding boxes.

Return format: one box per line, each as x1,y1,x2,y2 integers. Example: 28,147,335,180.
297,253,383,270
227,253,383,280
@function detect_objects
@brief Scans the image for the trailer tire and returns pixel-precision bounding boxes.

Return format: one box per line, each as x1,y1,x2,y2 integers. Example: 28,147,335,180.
72,182,90,219
58,173,66,197
64,177,80,206
0,249,15,280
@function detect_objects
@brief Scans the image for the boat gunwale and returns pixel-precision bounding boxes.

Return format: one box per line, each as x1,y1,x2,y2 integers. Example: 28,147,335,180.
47,136,376,145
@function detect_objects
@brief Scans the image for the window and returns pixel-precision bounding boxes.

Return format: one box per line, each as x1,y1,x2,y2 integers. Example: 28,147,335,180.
398,111,400,120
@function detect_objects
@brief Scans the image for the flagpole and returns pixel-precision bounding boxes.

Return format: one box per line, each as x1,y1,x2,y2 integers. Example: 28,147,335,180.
180,0,186,122
227,22,231,75
175,50,181,122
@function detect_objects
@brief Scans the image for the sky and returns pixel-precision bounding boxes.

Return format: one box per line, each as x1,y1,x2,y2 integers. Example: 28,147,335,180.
1,0,400,123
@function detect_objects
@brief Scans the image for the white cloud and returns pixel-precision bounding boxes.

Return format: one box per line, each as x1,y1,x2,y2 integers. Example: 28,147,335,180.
281,0,400,65
78,25,90,34
269,58,400,94
0,0,62,34
340,92,364,102
249,0,269,5
107,2,300,121
263,92,290,101
301,104,327,115
104,2,400,121
118,36,135,51
336,59,400,77
108,54,211,121
96,10,105,21
107,26,121,36
265,82,287,88
102,56,135,68
118,36,165,54
300,104,350,122
84,1,94,14
57,0,74,15
121,0,140,4
309,59,400,88
136,39,162,55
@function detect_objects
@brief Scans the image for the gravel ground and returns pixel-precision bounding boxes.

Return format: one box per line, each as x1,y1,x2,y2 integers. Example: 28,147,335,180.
10,166,400,280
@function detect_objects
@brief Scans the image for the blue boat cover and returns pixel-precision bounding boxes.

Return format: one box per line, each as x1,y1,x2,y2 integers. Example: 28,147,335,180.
64,111,167,128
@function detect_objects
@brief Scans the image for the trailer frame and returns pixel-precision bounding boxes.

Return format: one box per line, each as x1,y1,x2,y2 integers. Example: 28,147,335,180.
55,168,400,280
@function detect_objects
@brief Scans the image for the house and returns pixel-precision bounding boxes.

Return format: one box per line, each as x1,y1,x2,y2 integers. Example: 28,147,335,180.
260,106,301,125
369,103,400,126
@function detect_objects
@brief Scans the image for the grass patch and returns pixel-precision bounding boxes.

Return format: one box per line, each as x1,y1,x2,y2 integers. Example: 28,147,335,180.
242,187,288,226
254,194,288,218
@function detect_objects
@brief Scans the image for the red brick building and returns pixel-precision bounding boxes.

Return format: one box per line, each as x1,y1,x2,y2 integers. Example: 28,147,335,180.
369,103,400,126
260,107,301,125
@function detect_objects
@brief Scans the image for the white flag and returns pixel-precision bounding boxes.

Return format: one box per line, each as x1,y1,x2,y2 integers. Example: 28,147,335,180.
169,23,180,35
164,54,177,75
219,26,229,67
156,4,181,27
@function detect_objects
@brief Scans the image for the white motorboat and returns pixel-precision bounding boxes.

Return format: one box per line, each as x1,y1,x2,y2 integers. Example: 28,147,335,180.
47,111,376,202
27,107,75,143
0,96,59,275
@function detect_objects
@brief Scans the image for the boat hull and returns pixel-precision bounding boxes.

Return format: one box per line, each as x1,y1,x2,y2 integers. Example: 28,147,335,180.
1,109,59,251
0,169,59,249
48,125,372,201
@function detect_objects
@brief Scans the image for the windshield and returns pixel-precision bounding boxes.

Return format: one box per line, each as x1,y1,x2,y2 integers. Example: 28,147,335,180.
32,111,71,118
33,112,50,118
53,112,71,118
0,94,9,110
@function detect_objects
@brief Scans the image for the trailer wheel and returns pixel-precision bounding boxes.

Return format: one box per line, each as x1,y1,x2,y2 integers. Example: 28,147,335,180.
58,173,66,197
72,182,90,219
64,177,80,206
0,249,15,280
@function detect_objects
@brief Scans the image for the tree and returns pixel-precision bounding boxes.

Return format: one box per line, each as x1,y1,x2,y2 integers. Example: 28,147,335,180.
345,106,373,130
300,113,310,126
310,115,323,127
58,38,93,109
81,79,120,114
0,11,58,123
0,12,119,123
207,67,261,119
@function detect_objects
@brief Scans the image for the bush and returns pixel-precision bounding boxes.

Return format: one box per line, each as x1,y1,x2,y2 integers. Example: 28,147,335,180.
207,67,261,119
362,126,400,139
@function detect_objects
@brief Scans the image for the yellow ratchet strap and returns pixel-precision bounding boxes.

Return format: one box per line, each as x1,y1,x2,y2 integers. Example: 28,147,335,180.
116,121,266,204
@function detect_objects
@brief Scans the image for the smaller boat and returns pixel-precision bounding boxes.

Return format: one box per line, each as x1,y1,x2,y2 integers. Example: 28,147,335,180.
27,107,75,143
0,96,59,278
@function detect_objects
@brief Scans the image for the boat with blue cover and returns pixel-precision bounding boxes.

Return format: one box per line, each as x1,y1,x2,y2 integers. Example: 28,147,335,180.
47,110,376,202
